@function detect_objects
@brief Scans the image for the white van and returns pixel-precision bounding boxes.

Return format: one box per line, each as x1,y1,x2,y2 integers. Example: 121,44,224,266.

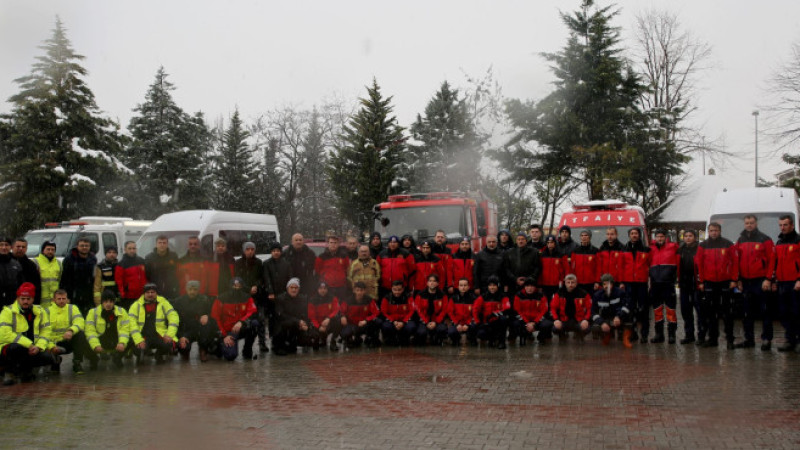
24,217,152,260
707,187,800,242
137,210,280,259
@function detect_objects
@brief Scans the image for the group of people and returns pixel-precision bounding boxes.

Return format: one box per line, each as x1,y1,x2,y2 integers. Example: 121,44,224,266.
2,212,800,386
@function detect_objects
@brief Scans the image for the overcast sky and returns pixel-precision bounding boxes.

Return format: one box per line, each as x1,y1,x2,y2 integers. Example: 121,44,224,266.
2,0,799,189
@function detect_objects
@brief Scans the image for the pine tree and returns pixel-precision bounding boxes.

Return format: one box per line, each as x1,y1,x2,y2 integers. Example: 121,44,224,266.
328,79,406,232
0,17,128,236
296,109,340,237
125,67,211,217
408,81,482,192
213,109,257,211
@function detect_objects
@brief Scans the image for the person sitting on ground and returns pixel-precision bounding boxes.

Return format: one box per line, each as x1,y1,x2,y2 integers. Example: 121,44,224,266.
513,278,553,346
339,281,381,348
85,290,131,369
173,280,219,362
46,289,94,373
128,283,179,365
551,274,592,342
591,273,633,348
211,278,259,361
0,283,55,386
473,276,510,349
272,278,310,356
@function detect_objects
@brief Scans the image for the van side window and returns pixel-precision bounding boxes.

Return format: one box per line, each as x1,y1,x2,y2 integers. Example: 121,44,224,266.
78,233,99,255
221,230,277,257
102,233,118,252
201,235,214,256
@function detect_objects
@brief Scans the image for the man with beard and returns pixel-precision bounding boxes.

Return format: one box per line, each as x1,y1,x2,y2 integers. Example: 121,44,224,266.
177,236,207,296
448,237,475,294
557,225,578,258
431,230,453,292
368,232,383,259
571,230,600,294
348,245,381,300
504,232,541,293
60,237,97,315
128,283,180,365
598,227,625,285
410,241,445,295
273,278,311,356
0,283,55,385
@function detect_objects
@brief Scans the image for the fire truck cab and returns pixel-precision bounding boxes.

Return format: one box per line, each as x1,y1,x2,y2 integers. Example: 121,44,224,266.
558,200,648,247
372,192,498,252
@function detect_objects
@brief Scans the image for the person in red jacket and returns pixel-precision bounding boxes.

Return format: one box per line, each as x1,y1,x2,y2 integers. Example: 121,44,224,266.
571,230,600,293
380,280,412,346
513,278,553,346
176,236,208,296
598,227,625,283
210,278,259,361
314,235,350,302
551,274,592,341
115,241,147,310
694,222,739,349
539,236,567,300
448,278,478,345
339,281,381,348
649,229,679,344
621,227,651,343
376,236,415,299
410,241,445,295
307,282,341,351
735,214,775,350
413,274,449,345
774,215,800,352
432,230,453,292
448,237,475,293
473,276,510,349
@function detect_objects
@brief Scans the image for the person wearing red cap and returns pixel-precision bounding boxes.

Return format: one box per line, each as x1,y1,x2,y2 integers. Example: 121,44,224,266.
0,282,56,385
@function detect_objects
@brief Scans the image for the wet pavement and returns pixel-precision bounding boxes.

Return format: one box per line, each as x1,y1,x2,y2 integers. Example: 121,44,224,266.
1,325,800,449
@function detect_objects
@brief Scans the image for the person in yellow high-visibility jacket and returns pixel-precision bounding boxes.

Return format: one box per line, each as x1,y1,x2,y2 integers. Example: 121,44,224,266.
127,283,179,365
0,283,56,386
45,289,95,374
34,241,62,309
85,290,131,369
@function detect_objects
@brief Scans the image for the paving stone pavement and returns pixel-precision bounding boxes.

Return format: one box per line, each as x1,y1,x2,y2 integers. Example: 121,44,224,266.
2,324,800,449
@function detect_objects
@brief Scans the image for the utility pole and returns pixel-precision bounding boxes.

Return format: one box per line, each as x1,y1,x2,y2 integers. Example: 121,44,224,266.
753,110,759,187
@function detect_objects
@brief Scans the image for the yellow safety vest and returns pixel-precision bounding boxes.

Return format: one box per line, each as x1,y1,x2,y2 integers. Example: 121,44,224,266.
45,303,84,347
35,254,62,306
128,296,179,344
0,302,51,352
85,305,131,349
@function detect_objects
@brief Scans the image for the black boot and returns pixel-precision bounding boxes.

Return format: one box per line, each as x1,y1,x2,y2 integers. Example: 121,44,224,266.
667,323,677,344
650,322,665,343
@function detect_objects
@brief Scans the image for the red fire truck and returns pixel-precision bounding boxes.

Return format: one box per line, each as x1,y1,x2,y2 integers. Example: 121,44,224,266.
557,200,648,246
372,192,498,252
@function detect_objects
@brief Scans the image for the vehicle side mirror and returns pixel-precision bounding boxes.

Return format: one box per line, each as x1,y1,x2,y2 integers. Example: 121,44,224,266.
478,226,487,237
380,218,390,227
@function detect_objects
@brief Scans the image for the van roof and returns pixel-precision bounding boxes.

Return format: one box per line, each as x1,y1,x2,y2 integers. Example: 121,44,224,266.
710,187,799,215
145,210,278,232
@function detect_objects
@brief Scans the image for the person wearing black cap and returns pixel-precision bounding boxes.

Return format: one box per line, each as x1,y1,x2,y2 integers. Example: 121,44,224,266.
85,289,131,369
0,236,24,307
449,237,475,295
539,236,567,300
377,235,415,299
211,278,259,360
513,277,552,346
473,275,510,349
557,225,578,258
173,280,219,362
93,245,120,307
307,281,341,351
368,232,383,259
128,283,180,365
503,232,541,293
571,229,600,294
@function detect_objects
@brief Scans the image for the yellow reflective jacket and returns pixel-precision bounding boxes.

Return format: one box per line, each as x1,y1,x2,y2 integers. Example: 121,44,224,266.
45,303,84,349
85,305,131,349
0,302,51,352
35,254,62,306
128,296,179,344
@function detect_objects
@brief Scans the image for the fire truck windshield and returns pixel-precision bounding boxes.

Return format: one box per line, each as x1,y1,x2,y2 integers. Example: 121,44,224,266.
375,205,466,242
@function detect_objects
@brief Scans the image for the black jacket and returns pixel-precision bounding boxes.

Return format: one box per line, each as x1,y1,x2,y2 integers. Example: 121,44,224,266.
144,249,180,299
283,245,317,293
677,242,699,290
264,256,292,297
172,293,215,338
504,245,541,286
0,253,23,306
14,255,41,304
234,256,265,292
275,292,310,329
60,248,97,310
473,247,506,290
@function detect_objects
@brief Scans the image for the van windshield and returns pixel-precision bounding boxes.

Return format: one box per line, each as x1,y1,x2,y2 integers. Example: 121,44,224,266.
709,213,793,242
374,206,466,242
137,231,200,258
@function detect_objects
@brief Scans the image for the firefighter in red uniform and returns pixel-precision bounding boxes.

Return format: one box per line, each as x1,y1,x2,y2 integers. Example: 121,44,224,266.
735,214,775,350
571,229,600,293
448,237,475,294
473,275,510,349
339,281,381,348
649,229,679,344
598,227,625,284
314,236,350,302
307,282,341,351
411,241,445,295
413,274,449,345
380,280,413,346
774,215,800,352
621,228,651,343
694,222,739,349
513,278,552,346
551,274,592,341
376,236,415,299
448,278,477,345
538,236,567,300
432,230,453,292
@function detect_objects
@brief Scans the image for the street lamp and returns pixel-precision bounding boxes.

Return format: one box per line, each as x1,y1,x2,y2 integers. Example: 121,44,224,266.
753,110,759,187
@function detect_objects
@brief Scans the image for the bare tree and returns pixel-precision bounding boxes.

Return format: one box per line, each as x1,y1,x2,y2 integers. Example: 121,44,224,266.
763,40,800,152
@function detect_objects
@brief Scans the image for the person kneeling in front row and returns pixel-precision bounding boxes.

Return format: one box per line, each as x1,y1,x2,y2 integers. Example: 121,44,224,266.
211,278,259,361
128,283,179,365
551,274,592,342
591,274,633,348
85,290,131,369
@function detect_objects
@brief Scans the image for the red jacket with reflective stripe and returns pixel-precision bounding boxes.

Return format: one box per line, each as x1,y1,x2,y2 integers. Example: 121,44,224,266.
550,288,592,322
315,249,350,288
515,291,549,323
539,249,567,287
377,249,415,290
449,252,475,290
775,231,800,282
649,241,679,284
695,237,738,283
307,295,340,328
570,245,599,285
340,297,379,323
736,229,775,280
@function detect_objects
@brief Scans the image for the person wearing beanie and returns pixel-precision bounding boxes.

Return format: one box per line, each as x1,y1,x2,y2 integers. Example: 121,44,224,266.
473,275,510,349
45,289,95,373
448,237,475,294
34,240,62,309
173,280,219,362
0,236,24,307
144,235,179,299
571,229,600,294
400,234,422,260
235,241,266,353
368,232,383,259
591,274,633,348
177,236,208,296
211,278,259,361
0,282,55,385
376,235,415,299
513,277,553,346
538,236,567,301
115,241,146,310
272,278,311,356
128,283,180,365
557,225,578,257
93,245,119,307
84,289,131,369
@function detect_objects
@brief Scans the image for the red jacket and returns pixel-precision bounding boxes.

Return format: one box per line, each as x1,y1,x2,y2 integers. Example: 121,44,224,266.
377,248,415,290
381,293,413,322
550,288,592,322
539,248,567,287
695,237,738,283
411,254,446,292
448,291,476,325
176,253,208,295
315,249,350,288
775,230,800,282
413,290,448,323
472,291,510,324
515,290,549,323
449,251,475,290
115,255,147,300
736,229,775,280
307,294,340,328
620,242,651,283
340,297,380,323
211,294,257,336
598,240,625,282
570,244,599,286
649,241,679,284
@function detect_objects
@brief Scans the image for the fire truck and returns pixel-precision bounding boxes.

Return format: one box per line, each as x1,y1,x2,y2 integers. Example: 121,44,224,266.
372,192,498,252
557,200,648,246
